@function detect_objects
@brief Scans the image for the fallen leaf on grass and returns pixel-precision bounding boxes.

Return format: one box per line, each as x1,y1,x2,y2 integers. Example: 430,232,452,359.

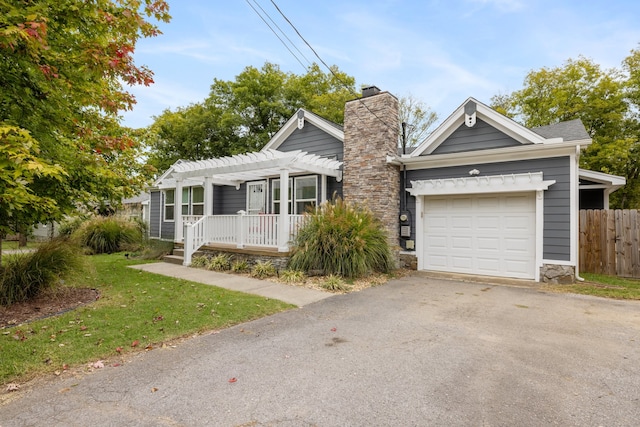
58,388,71,394
151,387,159,393
131,340,139,348
6,383,20,392
116,346,123,353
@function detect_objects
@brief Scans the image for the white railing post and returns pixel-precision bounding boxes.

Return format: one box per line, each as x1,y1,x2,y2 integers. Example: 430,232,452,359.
183,223,193,266
278,169,290,252
236,210,246,248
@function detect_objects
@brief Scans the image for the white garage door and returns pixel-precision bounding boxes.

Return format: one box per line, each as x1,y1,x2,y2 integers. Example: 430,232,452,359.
423,193,536,279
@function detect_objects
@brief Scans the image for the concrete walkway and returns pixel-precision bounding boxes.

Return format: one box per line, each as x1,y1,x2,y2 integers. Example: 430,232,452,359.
129,262,333,307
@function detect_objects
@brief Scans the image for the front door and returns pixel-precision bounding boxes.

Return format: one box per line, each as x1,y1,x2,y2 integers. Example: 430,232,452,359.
247,181,266,214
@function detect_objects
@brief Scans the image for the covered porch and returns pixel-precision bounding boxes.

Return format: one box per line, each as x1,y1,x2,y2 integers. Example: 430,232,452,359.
155,149,343,265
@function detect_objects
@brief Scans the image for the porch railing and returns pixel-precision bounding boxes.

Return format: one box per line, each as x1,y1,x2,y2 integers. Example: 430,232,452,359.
182,213,306,265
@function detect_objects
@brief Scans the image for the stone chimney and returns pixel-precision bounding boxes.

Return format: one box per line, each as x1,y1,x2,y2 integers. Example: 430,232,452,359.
343,86,400,252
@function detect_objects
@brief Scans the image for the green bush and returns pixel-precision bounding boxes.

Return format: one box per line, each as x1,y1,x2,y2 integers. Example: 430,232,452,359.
207,254,231,271
321,274,349,292
288,198,394,278
190,255,210,268
279,269,306,284
231,260,250,273
251,260,276,279
72,216,145,254
0,239,85,306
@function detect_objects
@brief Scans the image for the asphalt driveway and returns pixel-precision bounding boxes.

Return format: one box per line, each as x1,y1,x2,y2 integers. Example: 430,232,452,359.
1,274,639,426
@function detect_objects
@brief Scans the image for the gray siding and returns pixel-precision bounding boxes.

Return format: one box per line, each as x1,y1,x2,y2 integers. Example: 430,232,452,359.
277,123,344,161
149,191,161,238
403,156,571,261
430,119,523,155
214,184,246,215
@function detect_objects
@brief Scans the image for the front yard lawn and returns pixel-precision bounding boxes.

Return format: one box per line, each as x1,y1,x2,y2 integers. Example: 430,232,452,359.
0,254,293,386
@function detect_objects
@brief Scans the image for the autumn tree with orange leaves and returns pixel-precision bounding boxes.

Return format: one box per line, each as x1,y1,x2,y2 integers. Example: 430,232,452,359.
0,0,170,240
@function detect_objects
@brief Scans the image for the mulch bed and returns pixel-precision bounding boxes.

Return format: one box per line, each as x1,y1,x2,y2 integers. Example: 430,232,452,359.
0,287,100,329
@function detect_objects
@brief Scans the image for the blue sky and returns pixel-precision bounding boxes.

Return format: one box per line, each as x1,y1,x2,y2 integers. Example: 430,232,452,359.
122,0,640,129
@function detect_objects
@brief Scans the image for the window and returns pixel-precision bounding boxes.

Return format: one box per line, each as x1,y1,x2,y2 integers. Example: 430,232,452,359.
164,189,175,221
181,187,205,216
272,178,292,214
295,176,317,214
181,188,190,215
192,187,204,215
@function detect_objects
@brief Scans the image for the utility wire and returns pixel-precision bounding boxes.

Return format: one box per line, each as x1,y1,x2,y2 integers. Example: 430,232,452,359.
251,0,312,67
245,0,308,71
268,0,399,135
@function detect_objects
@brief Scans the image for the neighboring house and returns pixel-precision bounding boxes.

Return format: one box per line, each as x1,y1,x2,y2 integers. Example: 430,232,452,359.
148,87,625,283
121,193,150,222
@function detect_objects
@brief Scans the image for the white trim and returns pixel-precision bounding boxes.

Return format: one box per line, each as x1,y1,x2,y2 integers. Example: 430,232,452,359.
408,172,555,197
579,168,626,187
535,189,544,281
570,149,578,267
414,196,424,270
398,141,580,170
262,109,344,151
542,259,575,266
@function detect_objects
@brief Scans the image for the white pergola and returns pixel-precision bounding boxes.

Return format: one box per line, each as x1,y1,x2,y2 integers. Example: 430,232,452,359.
155,149,343,252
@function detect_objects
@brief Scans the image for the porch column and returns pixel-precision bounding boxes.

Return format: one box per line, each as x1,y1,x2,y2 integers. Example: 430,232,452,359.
321,174,327,202
175,178,183,242
278,169,290,252
204,177,213,216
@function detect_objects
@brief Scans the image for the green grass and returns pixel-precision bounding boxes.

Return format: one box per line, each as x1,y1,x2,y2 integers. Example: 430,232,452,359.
0,254,293,385
544,273,640,300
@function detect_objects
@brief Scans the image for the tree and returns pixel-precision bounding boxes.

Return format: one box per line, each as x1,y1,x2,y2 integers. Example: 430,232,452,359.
147,62,356,170
398,95,438,151
491,54,640,208
0,1,170,241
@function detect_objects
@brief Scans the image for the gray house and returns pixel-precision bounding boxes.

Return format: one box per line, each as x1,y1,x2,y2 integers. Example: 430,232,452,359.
148,87,624,282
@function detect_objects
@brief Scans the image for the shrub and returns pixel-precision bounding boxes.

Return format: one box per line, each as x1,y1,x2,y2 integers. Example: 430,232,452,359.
207,254,231,271
0,239,85,305
190,255,210,268
279,269,306,284
289,198,394,278
251,260,276,279
231,260,250,273
72,216,145,254
321,274,349,292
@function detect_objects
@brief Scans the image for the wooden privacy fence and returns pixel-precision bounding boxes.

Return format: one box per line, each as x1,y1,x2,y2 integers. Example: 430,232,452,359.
579,209,640,278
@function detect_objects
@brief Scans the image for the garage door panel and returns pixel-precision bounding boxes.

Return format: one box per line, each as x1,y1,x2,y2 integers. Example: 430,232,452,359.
477,236,500,251
452,198,473,209
423,193,535,279
477,216,500,231
451,256,474,270
451,236,473,250
451,216,473,229
426,236,447,250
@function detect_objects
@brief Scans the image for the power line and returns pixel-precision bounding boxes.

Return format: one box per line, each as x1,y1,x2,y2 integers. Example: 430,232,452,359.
244,0,307,71
268,0,399,135
251,0,311,67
